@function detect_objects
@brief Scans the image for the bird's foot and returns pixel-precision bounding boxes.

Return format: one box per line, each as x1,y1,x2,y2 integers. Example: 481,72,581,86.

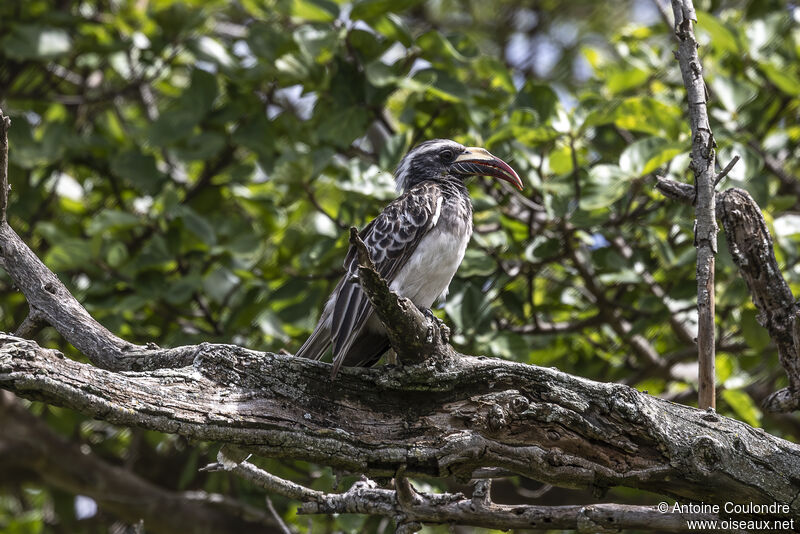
422,308,450,344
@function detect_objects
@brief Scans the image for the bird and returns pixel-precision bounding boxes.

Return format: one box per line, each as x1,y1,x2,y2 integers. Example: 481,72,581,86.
295,139,522,377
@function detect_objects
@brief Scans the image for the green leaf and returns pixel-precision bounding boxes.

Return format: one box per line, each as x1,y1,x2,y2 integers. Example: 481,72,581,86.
582,97,683,139
45,238,93,271
721,389,761,428
351,0,425,21
317,107,370,148
294,25,341,64
580,164,630,210
619,137,685,176
148,69,218,146
514,81,559,123
179,207,217,246
716,353,735,384
174,132,226,162
110,150,165,195
416,31,472,63
373,14,413,47
696,10,740,54
204,267,240,304
710,74,757,113
759,62,800,96
106,241,129,268
606,67,649,94
740,308,770,351
164,275,203,305
193,36,234,68
459,248,497,277
2,25,72,59
291,0,339,21
548,143,575,175
87,210,142,235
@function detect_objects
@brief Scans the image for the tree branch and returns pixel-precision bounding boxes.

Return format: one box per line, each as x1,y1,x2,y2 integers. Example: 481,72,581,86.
717,188,800,412
655,176,694,204
0,109,9,223
206,451,721,532
14,308,46,339
0,392,278,534
2,333,799,512
670,0,717,409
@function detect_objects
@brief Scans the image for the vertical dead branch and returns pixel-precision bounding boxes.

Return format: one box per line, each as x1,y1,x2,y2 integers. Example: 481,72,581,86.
0,109,9,223
670,0,717,409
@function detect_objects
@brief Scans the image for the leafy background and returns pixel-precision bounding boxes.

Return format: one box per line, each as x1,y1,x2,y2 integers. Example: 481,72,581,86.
1,0,799,532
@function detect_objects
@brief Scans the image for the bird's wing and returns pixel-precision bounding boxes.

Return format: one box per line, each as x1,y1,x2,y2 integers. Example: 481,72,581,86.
330,182,441,373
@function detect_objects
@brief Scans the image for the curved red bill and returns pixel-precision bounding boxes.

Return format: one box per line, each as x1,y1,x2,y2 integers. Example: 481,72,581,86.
452,149,523,190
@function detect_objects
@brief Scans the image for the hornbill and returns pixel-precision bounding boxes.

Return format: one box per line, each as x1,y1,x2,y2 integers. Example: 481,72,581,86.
295,139,523,376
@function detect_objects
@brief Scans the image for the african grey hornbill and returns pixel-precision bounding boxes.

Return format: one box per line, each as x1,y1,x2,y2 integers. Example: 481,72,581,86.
295,139,522,376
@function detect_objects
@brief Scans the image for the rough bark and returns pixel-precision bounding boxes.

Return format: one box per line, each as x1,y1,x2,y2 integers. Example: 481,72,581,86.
2,333,799,515
717,188,800,412
0,392,279,534
671,0,717,409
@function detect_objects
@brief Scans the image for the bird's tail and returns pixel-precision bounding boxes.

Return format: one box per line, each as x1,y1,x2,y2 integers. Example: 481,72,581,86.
294,320,331,361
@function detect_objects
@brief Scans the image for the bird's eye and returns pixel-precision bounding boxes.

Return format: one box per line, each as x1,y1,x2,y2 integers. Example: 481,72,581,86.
439,149,455,162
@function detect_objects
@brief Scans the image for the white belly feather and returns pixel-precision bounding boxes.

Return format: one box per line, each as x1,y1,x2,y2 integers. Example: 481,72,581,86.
389,223,471,308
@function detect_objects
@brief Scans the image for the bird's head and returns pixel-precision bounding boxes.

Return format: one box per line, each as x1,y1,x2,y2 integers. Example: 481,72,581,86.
394,139,523,193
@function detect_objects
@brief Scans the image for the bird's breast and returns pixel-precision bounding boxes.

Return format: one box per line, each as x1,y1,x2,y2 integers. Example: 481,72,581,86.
389,201,472,308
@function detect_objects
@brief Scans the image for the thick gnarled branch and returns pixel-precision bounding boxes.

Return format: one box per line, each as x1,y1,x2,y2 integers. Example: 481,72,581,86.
656,178,800,412
717,188,800,412
2,333,799,514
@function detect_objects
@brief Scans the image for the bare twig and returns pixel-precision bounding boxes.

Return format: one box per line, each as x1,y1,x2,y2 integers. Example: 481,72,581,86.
670,0,717,409
14,309,46,339
497,314,603,335
655,176,694,204
713,155,740,186
0,109,9,223
266,496,293,534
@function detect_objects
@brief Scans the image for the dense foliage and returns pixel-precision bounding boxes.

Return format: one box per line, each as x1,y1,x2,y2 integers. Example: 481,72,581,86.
1,0,798,532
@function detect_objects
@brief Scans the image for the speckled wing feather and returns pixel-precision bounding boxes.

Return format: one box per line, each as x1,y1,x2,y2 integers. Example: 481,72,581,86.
330,182,441,374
